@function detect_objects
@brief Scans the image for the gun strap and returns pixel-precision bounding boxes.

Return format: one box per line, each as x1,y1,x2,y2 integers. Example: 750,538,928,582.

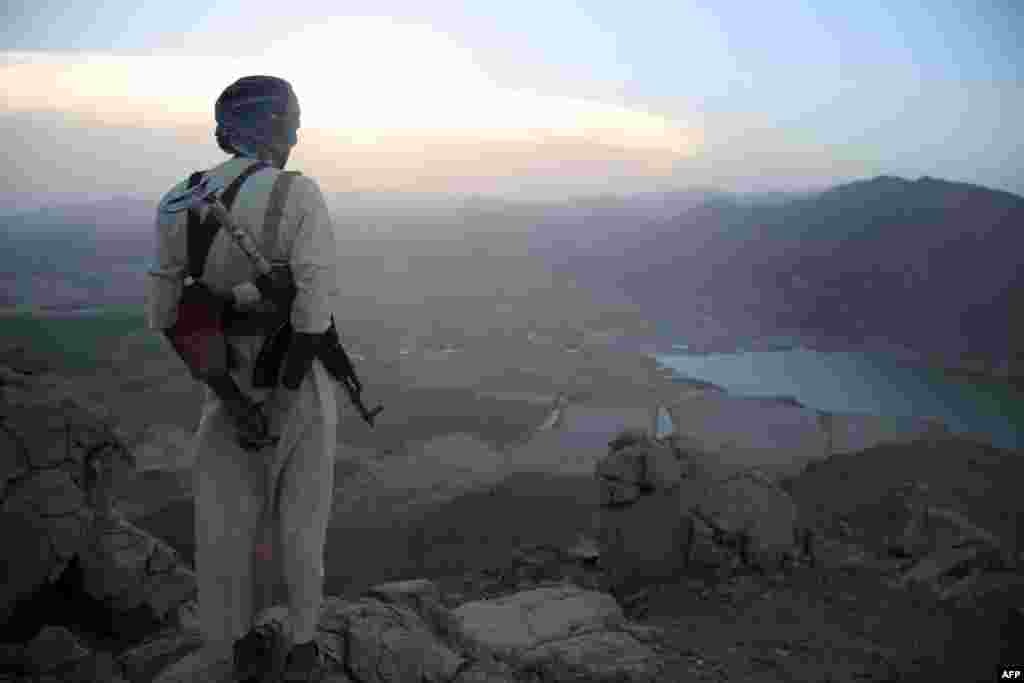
186,161,270,280
261,171,302,261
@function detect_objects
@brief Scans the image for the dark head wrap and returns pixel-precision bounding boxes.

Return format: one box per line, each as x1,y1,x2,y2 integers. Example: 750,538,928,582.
215,76,301,160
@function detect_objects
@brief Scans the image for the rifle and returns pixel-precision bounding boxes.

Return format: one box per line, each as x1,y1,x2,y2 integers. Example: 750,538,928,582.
318,321,385,427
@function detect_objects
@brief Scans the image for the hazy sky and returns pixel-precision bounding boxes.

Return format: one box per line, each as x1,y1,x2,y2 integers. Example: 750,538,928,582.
2,1,1021,209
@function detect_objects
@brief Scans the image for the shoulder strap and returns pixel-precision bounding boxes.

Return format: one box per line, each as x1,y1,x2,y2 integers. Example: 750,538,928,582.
261,171,302,261
186,161,270,280
184,172,204,280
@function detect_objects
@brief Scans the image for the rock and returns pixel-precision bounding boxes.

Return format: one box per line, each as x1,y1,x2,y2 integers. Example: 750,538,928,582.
696,468,800,570
9,468,85,518
598,488,693,589
595,446,647,488
596,433,689,510
452,659,524,682
0,379,146,623
566,536,600,564
938,573,1024,607
319,596,465,683
80,515,157,604
174,599,201,633
521,630,662,682
119,627,205,683
130,425,195,472
0,643,25,674
147,538,182,575
642,441,684,491
151,650,234,683
620,623,664,644
0,508,58,624
900,543,1004,588
74,651,126,683
364,579,463,651
0,420,30,489
607,428,650,453
453,585,621,656
144,566,198,621
598,478,643,507
24,625,90,673
453,585,659,682
1,469,92,584
924,506,1005,552
365,578,441,608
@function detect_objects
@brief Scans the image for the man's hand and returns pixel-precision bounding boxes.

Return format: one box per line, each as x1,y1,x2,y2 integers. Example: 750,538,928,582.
222,393,279,452
205,374,279,451
253,264,297,314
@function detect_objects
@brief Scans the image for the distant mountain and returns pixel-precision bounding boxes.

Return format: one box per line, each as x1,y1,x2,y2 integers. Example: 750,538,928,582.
7,178,1017,382
0,199,156,308
542,176,1023,376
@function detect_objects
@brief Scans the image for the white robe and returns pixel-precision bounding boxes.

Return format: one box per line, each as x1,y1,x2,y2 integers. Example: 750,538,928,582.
146,156,342,659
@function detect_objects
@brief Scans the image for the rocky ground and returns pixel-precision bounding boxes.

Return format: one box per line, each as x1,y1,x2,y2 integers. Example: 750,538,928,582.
2,327,1022,682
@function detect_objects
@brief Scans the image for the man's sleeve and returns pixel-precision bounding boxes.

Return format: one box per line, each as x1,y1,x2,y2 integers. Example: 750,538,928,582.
288,176,340,335
145,201,185,331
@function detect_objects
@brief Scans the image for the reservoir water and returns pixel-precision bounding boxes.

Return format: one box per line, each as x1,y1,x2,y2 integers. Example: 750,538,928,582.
652,347,1023,451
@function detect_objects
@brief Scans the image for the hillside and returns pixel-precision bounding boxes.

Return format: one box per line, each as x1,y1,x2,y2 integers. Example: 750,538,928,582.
538,176,1024,377
3,176,1021,381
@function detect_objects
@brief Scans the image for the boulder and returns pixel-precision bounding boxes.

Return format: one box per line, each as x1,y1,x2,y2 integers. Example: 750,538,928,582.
598,479,644,507
642,442,684,491
598,488,693,589
79,513,196,620
153,590,467,683
900,543,1005,588
24,625,90,673
364,579,465,651
0,507,60,623
566,536,600,564
0,376,137,622
149,650,235,683
595,446,648,489
599,429,685,491
594,429,708,586
118,627,205,683
452,585,661,682
695,468,800,570
329,597,465,683
451,659,523,682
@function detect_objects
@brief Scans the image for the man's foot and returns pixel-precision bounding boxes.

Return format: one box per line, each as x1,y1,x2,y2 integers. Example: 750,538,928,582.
232,625,285,683
281,640,324,683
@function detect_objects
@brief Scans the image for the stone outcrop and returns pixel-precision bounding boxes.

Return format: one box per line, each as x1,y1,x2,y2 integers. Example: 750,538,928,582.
1,365,197,680
1,363,666,683
143,580,663,683
453,584,662,682
595,428,811,584
595,429,696,589
0,625,130,683
878,480,1021,606
78,511,197,621
1,370,139,624
691,468,802,572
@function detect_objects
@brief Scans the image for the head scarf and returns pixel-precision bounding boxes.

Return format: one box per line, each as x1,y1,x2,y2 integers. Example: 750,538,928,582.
215,76,300,160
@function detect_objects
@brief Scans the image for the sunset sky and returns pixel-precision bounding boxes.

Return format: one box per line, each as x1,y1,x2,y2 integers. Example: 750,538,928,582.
2,1,1021,211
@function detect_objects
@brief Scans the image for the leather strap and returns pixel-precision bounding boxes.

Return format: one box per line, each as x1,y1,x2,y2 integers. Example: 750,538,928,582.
261,171,301,261
221,170,302,339
186,161,269,280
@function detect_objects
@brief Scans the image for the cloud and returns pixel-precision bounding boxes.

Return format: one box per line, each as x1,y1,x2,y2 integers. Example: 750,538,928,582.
0,17,701,197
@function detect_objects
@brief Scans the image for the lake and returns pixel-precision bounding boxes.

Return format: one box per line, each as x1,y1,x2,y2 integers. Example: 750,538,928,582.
652,346,1023,451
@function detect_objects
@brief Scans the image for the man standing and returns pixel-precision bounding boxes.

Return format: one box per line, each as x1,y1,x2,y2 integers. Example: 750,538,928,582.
147,75,341,682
